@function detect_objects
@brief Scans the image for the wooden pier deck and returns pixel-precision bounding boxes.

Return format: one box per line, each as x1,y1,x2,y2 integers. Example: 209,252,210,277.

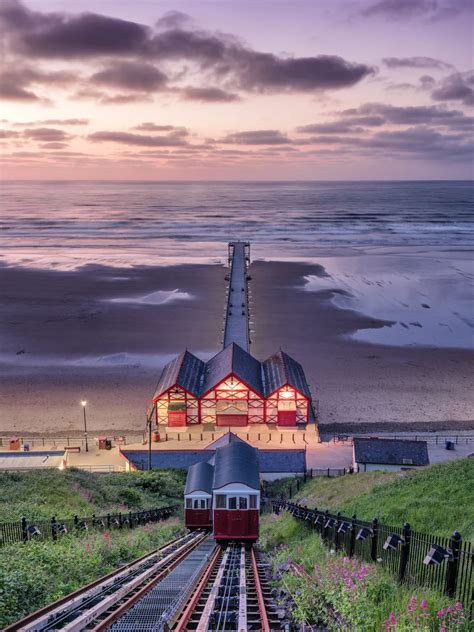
223,242,250,351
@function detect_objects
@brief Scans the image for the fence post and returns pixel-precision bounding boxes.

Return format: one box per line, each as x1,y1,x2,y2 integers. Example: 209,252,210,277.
399,522,411,583
21,517,28,543
118,513,123,529
323,510,330,542
51,516,57,542
74,515,79,530
334,511,341,551
296,478,300,492
327,468,330,478
129,511,133,529
370,518,379,562
445,531,462,597
349,514,357,557
107,513,111,529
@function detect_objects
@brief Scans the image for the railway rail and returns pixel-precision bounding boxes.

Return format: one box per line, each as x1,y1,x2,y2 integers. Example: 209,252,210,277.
8,535,283,632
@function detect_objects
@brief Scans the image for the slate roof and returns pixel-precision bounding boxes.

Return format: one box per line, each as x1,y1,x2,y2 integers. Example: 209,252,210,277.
185,461,214,495
257,449,306,473
153,350,205,399
206,431,245,450
122,448,306,474
213,441,260,490
262,350,312,399
353,438,429,466
202,343,264,396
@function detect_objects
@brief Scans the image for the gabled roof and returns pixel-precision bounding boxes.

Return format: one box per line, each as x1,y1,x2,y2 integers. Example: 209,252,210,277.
212,441,260,490
262,350,312,399
206,431,245,450
153,350,205,399
202,343,264,396
353,438,429,466
185,461,214,495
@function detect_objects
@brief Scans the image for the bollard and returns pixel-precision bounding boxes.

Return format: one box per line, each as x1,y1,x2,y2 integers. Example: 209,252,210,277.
51,516,57,541
399,523,411,582
349,514,357,557
445,531,462,597
323,510,330,542
370,518,379,562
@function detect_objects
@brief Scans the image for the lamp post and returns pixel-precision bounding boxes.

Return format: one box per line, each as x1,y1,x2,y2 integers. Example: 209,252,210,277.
81,400,89,452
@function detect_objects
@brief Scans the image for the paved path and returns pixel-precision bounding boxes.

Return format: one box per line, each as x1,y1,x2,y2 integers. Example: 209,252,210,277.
223,242,250,350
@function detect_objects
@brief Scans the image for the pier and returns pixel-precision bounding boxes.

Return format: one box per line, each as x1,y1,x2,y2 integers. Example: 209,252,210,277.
223,241,251,351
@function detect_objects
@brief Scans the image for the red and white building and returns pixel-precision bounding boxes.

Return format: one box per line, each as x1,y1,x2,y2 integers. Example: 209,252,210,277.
150,342,314,428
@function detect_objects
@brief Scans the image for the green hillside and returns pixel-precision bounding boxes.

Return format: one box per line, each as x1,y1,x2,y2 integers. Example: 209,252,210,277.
0,467,186,522
293,458,474,540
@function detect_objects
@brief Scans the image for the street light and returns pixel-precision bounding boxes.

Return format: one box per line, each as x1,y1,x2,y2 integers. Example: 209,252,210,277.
81,400,89,452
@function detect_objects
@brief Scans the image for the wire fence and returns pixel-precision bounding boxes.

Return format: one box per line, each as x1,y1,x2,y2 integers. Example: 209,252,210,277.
273,500,473,612
0,505,177,547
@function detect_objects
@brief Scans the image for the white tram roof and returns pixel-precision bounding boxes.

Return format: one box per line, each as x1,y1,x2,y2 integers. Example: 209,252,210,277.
212,441,260,491
184,460,214,495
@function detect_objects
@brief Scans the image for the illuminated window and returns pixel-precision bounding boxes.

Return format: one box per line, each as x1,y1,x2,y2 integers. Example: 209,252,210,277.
215,495,226,508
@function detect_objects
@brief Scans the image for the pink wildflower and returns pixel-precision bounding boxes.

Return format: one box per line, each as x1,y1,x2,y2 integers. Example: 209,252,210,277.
420,599,427,610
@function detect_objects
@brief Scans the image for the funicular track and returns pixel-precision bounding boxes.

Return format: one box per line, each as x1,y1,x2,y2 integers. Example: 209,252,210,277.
8,536,281,631
172,543,280,631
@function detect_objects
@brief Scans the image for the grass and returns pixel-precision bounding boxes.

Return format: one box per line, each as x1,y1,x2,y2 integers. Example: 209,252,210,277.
0,467,187,522
0,518,186,627
260,513,469,631
292,459,474,540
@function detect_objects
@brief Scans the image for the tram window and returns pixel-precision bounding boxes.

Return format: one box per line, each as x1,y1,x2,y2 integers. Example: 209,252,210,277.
249,495,257,509
186,499,192,509
239,497,248,509
215,495,226,508
228,496,237,509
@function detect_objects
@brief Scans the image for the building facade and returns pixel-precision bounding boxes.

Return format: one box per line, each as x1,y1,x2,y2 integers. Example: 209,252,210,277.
150,343,314,427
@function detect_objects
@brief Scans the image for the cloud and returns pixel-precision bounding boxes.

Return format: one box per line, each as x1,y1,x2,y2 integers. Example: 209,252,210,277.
12,118,88,125
431,72,474,106
0,1,151,57
0,130,20,138
133,123,188,134
220,130,292,144
359,0,473,21
23,127,71,141
90,61,167,92
181,86,240,102
338,102,471,126
156,10,192,30
0,64,76,101
297,122,365,134
40,142,68,149
1,2,374,95
87,131,189,146
382,56,452,70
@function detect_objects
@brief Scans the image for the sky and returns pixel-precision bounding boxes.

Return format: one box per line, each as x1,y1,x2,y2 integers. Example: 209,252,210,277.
0,0,473,180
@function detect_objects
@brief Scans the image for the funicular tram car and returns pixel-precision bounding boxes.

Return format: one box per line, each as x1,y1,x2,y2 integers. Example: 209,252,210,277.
212,441,260,543
184,461,213,530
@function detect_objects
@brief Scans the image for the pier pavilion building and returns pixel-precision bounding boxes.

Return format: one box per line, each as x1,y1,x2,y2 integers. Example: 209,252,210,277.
149,242,315,428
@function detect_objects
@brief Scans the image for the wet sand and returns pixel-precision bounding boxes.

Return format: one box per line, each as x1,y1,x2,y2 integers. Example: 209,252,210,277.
0,260,473,435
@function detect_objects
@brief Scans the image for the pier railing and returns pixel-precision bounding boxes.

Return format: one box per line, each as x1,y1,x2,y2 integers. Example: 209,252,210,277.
273,500,473,611
0,505,177,547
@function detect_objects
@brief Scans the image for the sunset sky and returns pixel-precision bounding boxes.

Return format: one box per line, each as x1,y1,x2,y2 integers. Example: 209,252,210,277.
0,0,473,180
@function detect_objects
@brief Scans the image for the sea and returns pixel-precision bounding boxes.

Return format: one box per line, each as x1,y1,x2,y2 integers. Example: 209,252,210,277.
0,180,473,349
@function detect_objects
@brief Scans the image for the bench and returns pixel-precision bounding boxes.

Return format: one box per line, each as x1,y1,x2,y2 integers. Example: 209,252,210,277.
64,446,81,453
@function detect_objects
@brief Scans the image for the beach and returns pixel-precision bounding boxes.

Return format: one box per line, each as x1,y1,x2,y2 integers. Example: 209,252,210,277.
1,253,473,436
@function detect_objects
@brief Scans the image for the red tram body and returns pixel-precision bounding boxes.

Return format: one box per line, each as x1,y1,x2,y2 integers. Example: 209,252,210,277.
184,461,213,530
184,437,261,542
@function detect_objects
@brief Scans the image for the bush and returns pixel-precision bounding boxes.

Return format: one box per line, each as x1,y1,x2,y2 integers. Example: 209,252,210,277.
0,519,185,627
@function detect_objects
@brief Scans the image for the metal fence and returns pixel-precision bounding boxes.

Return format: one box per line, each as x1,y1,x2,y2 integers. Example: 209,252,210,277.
0,506,176,547
273,501,473,611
